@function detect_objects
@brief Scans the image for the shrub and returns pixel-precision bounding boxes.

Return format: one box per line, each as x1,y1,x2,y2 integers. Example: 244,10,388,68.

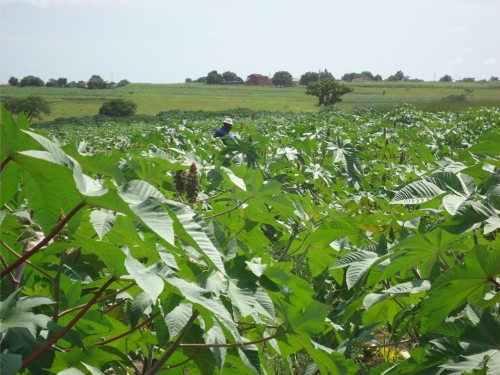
98,98,137,117
8,76,19,86
3,95,51,122
117,79,130,87
20,75,44,87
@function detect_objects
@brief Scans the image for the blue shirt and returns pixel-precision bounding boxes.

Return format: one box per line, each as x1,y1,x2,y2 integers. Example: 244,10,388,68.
214,127,233,140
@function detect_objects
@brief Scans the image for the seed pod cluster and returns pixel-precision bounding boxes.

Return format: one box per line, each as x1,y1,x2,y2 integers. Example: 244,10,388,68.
389,226,395,242
186,162,200,207
326,127,331,138
173,170,187,196
399,151,406,164
248,134,253,142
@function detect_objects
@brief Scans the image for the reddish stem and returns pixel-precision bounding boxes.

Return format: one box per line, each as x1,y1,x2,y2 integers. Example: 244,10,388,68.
21,277,115,370
1,202,85,279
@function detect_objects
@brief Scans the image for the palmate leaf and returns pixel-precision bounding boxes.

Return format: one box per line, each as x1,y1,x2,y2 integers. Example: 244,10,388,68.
391,179,445,205
385,228,467,279
330,250,381,290
89,209,116,240
129,292,152,329
0,162,22,206
124,248,164,303
415,246,500,332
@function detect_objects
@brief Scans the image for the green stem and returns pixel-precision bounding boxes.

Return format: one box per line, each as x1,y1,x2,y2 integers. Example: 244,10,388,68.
46,253,68,341
144,310,200,375
352,337,419,349
198,189,232,202
0,253,15,284
0,201,86,279
205,197,252,219
21,277,115,371
180,329,288,348
278,232,298,262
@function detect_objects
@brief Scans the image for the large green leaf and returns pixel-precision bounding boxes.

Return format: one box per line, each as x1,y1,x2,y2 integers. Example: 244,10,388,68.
124,249,164,303
0,353,22,375
415,246,500,332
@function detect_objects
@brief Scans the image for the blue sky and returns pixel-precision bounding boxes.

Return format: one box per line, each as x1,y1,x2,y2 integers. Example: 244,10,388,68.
1,0,499,84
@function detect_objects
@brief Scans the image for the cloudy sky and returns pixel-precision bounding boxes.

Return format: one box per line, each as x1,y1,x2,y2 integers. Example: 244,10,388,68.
1,0,499,84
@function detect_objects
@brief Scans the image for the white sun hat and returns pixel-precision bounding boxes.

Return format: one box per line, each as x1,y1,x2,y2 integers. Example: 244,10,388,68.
223,117,233,125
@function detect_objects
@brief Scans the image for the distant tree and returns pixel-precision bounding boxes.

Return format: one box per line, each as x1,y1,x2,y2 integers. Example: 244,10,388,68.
439,74,452,82
490,76,499,81
3,95,51,123
206,70,223,84
77,81,87,88
360,71,375,80
272,71,293,87
8,77,19,86
300,72,319,86
66,81,78,88
185,78,192,83
57,78,67,87
222,71,243,82
196,76,207,83
462,77,475,82
341,73,357,82
87,75,107,89
98,98,137,117
117,79,130,87
374,74,383,81
319,69,334,81
305,78,353,106
20,75,44,87
46,79,57,87
387,70,405,81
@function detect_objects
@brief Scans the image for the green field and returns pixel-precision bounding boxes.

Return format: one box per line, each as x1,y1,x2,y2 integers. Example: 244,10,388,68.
1,81,500,121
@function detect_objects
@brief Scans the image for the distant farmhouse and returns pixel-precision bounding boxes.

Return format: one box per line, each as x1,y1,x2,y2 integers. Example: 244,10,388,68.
352,77,375,83
247,74,269,86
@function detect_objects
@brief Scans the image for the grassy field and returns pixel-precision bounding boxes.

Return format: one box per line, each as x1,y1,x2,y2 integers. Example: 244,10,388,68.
1,81,500,121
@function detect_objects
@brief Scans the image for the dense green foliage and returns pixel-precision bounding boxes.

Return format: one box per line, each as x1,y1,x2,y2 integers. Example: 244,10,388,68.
272,71,293,87
300,72,320,86
440,75,452,82
306,79,354,106
98,98,137,117
1,104,500,374
206,70,223,85
20,75,45,87
87,75,107,89
8,77,18,86
341,71,382,82
3,95,51,123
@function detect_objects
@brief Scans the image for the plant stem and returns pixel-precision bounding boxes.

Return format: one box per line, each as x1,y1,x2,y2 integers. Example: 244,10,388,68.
10,241,30,293
180,330,288,348
91,312,160,347
0,201,86,279
473,229,479,246
278,233,298,262
205,197,252,219
352,337,419,349
46,253,68,341
59,281,135,317
228,219,249,243
0,240,55,282
0,253,15,284
21,277,115,371
144,310,200,375
198,189,232,202
0,156,12,173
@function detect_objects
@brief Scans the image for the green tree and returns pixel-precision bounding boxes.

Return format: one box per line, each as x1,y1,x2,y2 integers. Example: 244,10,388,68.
272,71,293,87
439,74,452,82
117,79,130,87
45,79,57,87
196,76,207,83
206,70,222,84
374,74,383,81
3,95,51,122
305,78,353,106
300,71,319,86
19,75,44,87
66,81,78,88
185,78,192,83
490,76,499,81
388,70,405,81
98,98,137,116
8,76,18,86
222,71,242,82
319,68,334,81
57,78,67,87
463,77,475,82
87,75,107,89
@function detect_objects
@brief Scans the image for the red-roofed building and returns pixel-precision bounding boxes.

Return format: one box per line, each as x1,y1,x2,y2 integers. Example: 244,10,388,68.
247,74,269,86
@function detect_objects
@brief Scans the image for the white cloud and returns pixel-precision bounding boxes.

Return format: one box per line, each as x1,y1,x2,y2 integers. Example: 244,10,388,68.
483,58,497,65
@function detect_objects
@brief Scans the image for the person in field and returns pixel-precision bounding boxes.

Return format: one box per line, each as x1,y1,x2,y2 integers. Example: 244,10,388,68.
214,117,233,144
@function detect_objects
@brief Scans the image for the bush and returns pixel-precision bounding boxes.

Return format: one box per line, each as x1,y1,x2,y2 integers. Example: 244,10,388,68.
117,79,130,87
98,98,137,117
185,78,192,83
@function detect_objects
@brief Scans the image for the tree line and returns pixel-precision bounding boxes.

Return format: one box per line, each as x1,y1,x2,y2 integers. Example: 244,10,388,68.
7,75,130,89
